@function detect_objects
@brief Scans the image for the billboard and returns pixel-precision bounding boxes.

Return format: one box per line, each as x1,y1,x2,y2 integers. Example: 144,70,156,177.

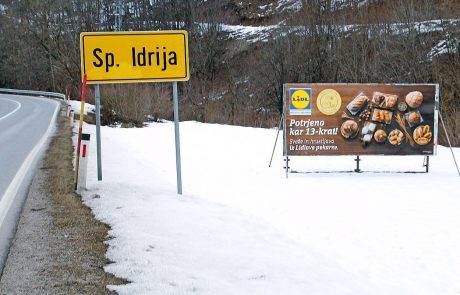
284,84,439,156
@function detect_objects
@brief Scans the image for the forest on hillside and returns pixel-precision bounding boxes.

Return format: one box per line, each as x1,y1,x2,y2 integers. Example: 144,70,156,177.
0,0,459,145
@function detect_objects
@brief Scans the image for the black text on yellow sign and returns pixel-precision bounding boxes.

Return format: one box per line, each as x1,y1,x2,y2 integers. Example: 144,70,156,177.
80,31,189,84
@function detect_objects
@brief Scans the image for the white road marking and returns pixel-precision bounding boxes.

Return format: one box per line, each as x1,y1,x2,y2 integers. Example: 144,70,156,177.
0,97,22,121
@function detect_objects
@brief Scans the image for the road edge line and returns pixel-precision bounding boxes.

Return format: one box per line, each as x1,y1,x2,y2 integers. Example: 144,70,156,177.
0,101,60,226
0,98,21,121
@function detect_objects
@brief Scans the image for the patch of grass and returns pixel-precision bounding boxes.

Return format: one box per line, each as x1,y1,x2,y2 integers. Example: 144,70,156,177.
44,116,128,294
84,113,96,125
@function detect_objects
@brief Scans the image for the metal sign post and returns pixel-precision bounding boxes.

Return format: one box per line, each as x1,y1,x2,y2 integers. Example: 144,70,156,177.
173,82,183,194
95,84,102,181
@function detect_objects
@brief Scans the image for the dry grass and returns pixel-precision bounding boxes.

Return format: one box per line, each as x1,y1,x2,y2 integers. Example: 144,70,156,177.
43,116,127,294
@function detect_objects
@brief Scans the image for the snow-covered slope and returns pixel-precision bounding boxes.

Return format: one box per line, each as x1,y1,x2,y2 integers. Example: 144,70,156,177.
222,19,460,43
74,120,460,295
272,0,370,13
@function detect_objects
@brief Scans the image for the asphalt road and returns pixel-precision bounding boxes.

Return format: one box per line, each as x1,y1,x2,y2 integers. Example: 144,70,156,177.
0,93,59,274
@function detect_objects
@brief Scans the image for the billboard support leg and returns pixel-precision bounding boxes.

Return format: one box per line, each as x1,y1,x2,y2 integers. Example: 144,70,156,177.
423,156,430,173
354,156,361,173
269,114,283,168
439,112,460,177
284,156,289,178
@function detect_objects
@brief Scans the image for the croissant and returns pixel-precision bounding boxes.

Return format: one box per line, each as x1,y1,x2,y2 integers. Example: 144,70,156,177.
413,125,432,145
418,137,429,145
414,127,422,139
423,125,430,134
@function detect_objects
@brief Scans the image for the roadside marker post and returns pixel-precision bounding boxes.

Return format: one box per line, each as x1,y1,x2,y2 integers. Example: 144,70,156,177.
74,74,87,190
66,104,71,117
70,110,74,126
77,133,91,190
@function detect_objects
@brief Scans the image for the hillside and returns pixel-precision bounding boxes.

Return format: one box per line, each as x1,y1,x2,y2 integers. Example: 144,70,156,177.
0,0,459,144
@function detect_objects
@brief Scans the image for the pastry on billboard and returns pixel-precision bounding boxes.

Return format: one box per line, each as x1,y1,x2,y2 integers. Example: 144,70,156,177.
372,92,385,105
361,122,377,145
395,112,415,146
413,125,432,145
372,109,392,124
358,107,371,121
372,92,398,109
383,94,398,109
363,134,373,144
373,129,387,143
389,129,404,145
405,91,424,108
406,110,423,127
361,122,377,135
346,93,368,115
341,112,354,120
397,101,408,112
340,120,359,139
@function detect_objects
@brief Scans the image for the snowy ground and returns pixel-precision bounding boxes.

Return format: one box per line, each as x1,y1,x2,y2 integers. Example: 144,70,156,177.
67,99,94,115
73,119,460,295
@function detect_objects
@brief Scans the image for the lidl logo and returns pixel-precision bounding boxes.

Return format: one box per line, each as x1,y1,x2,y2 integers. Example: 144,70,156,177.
290,88,312,115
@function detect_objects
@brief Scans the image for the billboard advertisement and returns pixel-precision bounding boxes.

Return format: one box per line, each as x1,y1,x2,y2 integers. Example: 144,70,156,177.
284,84,439,156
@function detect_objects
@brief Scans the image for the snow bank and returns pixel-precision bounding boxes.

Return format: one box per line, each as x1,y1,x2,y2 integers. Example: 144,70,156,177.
76,121,460,295
68,100,95,115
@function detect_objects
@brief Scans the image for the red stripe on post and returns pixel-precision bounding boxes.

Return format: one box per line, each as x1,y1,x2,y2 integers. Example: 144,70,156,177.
82,144,87,158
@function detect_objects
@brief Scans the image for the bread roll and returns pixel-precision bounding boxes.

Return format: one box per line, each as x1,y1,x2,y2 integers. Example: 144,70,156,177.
408,112,420,125
389,129,404,145
340,120,358,139
374,129,387,143
405,91,424,108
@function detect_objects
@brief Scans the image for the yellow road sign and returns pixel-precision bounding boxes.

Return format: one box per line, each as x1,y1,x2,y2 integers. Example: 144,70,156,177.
80,31,189,84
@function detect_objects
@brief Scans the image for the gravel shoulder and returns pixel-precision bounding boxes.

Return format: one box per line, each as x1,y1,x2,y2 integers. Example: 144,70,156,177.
0,117,126,294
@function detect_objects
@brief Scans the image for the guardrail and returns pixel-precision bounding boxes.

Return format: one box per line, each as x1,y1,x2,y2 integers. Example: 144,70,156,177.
0,88,67,101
